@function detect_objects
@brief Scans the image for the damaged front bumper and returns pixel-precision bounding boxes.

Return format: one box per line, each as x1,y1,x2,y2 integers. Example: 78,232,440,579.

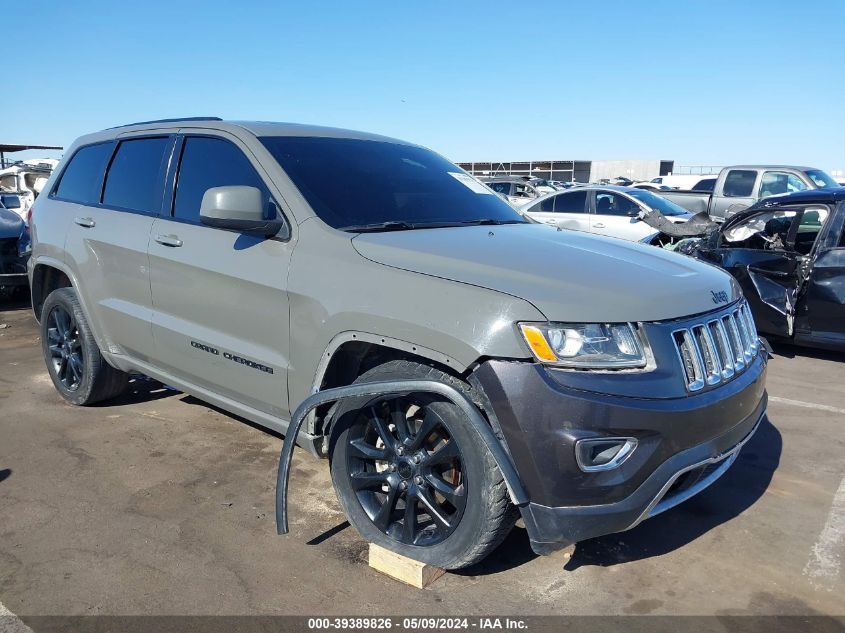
472,344,768,555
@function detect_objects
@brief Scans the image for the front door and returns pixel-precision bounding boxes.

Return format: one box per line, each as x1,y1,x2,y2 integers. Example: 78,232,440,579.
548,190,590,232
147,133,294,419
591,191,646,240
799,203,845,346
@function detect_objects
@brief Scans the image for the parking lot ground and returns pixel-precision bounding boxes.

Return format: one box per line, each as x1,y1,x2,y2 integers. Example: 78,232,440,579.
0,296,843,617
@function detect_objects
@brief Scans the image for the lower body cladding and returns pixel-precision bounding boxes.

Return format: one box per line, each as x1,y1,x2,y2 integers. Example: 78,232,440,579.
472,350,768,554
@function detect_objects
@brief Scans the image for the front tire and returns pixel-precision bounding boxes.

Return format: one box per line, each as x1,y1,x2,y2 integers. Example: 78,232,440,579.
40,287,128,405
329,361,517,569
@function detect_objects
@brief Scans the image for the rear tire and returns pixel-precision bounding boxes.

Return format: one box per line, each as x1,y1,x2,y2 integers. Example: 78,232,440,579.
329,360,517,569
40,287,129,405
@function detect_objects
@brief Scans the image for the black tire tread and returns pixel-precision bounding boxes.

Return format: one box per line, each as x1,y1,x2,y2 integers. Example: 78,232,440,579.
41,287,129,405
334,359,517,569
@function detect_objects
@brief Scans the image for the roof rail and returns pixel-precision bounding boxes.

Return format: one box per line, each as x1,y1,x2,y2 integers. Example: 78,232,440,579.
108,116,223,129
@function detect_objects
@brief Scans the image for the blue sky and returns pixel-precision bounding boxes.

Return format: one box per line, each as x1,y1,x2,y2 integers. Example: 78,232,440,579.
3,0,844,172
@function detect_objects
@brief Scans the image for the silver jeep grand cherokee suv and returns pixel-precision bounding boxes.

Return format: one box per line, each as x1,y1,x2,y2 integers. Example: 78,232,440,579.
29,117,768,569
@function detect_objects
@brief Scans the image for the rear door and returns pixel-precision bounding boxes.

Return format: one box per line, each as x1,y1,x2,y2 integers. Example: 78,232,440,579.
521,195,556,225
800,203,845,345
147,132,294,419
548,189,589,231
60,135,169,357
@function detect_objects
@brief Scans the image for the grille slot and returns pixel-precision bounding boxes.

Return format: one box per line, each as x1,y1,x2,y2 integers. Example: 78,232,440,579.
673,302,758,392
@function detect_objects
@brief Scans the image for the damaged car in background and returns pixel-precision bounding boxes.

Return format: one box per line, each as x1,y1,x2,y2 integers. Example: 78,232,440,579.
0,200,30,296
522,185,703,243
647,188,845,351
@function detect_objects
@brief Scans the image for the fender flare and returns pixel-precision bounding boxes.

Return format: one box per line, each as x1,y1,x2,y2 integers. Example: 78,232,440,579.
275,379,529,535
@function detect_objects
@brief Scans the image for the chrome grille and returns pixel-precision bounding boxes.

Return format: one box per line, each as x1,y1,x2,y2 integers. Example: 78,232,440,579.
673,302,758,392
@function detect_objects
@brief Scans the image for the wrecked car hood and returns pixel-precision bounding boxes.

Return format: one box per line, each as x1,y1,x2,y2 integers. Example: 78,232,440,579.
353,224,741,322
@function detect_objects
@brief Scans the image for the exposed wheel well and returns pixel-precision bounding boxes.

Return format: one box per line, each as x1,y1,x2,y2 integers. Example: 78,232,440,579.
31,265,71,321
314,341,463,438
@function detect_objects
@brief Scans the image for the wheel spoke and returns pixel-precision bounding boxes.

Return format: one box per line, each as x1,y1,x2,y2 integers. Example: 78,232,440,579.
369,406,396,450
55,309,70,338
47,328,61,345
349,470,389,491
426,439,459,465
425,473,465,506
348,438,389,461
69,354,83,383
57,355,68,382
401,492,418,544
389,399,412,443
48,342,63,358
417,489,451,530
408,412,439,450
372,483,401,531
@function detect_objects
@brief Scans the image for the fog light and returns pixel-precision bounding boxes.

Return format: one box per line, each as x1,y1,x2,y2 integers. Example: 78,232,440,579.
575,437,638,472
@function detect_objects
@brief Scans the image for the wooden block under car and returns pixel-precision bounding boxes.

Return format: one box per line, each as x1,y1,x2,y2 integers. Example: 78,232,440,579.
368,543,446,588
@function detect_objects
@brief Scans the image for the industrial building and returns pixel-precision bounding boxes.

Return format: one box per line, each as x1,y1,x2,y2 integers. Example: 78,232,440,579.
456,158,675,183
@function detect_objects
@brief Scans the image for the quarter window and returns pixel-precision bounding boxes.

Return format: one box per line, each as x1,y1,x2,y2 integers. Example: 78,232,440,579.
489,182,511,195
173,137,273,223
722,170,757,197
553,190,587,213
759,172,808,198
53,142,114,205
102,137,170,213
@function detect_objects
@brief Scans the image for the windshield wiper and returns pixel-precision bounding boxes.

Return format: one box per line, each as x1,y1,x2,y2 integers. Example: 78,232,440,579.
458,218,525,226
340,221,417,233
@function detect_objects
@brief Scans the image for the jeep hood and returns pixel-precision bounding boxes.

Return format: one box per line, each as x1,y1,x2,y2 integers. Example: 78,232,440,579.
352,224,741,322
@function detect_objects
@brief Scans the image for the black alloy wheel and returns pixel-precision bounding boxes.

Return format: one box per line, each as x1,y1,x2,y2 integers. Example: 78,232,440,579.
45,304,84,391
345,396,467,547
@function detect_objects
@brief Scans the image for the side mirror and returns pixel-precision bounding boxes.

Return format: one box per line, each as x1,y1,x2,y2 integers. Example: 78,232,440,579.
200,186,287,238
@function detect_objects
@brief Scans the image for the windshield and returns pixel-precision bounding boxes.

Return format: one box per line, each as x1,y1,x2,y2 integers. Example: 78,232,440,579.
260,136,526,230
627,189,689,216
804,169,839,189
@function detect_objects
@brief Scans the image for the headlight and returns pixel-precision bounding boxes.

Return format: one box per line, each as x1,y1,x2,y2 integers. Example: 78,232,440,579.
519,322,647,369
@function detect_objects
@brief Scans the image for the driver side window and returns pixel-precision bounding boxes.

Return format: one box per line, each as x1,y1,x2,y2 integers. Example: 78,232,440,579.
759,172,808,198
595,192,639,217
173,136,276,224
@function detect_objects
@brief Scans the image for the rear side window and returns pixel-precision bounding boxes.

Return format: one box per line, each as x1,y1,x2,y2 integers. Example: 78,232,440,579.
722,170,757,197
539,196,555,212
102,137,170,213
489,182,511,195
173,137,273,223
53,143,113,204
692,178,716,192
554,190,587,213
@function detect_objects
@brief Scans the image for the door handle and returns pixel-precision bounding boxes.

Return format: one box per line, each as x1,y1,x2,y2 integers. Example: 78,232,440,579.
155,234,183,248
73,217,96,228
593,222,606,228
